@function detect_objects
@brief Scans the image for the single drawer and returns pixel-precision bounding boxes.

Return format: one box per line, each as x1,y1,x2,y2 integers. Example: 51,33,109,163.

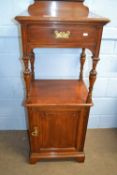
27,24,98,45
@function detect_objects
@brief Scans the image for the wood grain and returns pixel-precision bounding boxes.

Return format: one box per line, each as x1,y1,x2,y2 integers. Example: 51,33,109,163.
26,80,88,106
15,0,110,163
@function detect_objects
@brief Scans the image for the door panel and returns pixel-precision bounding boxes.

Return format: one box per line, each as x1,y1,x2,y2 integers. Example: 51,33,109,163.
40,111,80,149
28,109,81,152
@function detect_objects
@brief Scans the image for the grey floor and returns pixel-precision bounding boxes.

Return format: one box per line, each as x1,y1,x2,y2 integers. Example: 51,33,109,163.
0,129,117,175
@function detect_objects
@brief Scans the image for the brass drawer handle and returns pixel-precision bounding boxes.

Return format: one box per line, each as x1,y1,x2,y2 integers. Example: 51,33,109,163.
31,126,39,136
54,30,71,39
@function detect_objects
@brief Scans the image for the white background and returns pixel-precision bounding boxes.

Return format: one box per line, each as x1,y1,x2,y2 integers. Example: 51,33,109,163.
0,0,117,129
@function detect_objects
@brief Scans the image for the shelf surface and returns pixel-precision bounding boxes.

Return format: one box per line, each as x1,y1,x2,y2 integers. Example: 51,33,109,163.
26,80,90,107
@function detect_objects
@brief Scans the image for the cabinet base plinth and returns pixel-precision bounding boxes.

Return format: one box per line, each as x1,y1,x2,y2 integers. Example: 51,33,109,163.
29,152,85,164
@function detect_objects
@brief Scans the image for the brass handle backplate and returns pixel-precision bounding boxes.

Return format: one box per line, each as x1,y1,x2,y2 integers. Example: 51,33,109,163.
31,126,39,137
54,30,71,39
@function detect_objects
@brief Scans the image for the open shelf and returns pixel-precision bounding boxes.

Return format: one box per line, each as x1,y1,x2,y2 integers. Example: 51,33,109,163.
26,80,91,107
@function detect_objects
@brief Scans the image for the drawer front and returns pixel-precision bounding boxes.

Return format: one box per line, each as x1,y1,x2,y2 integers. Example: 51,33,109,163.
27,24,98,45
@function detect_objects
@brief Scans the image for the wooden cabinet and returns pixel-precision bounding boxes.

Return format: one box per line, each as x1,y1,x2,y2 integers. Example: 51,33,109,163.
15,0,109,164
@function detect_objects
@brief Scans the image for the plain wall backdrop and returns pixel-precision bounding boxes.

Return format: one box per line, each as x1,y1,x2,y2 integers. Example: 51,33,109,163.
0,0,117,130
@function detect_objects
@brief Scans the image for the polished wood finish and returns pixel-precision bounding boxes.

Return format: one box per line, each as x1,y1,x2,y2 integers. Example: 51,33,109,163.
79,48,86,80
30,51,35,80
15,0,109,164
26,80,89,106
28,1,89,17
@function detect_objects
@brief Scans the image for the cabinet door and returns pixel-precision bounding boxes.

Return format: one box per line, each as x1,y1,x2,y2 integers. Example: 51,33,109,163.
28,109,81,152
40,111,80,151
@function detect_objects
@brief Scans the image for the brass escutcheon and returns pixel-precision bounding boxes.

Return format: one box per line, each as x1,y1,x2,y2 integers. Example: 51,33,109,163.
54,30,71,39
31,126,39,136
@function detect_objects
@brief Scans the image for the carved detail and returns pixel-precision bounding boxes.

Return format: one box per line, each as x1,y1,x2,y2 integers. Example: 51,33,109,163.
54,30,71,39
23,56,29,72
23,56,31,98
87,56,100,103
30,51,35,80
79,48,86,80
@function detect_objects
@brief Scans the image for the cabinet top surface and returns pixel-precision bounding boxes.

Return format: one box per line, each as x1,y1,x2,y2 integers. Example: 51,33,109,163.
26,80,92,107
15,1,109,24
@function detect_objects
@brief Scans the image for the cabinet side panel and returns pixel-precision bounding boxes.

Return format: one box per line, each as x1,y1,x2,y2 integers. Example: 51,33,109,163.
76,107,90,151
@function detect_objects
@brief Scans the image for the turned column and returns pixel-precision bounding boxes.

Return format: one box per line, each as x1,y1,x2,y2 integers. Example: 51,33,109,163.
79,48,86,80
87,56,100,103
23,55,31,98
30,51,35,80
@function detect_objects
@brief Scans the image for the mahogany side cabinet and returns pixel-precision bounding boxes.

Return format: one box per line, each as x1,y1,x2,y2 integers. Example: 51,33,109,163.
15,0,109,164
